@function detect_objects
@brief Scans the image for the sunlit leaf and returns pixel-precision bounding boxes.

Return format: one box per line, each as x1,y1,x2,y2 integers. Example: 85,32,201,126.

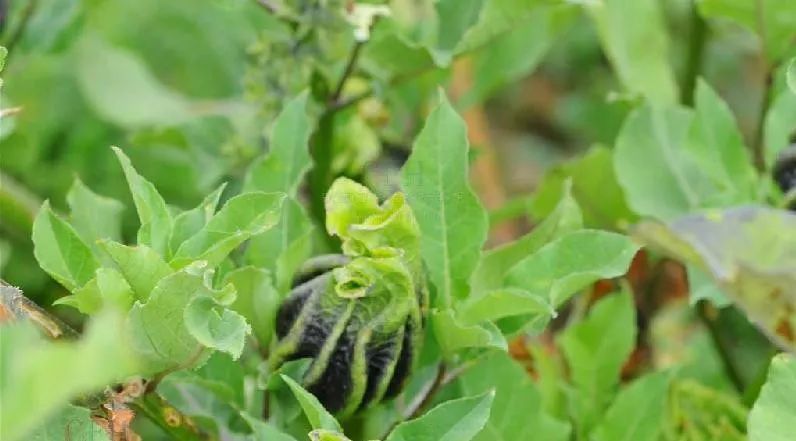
591,371,671,441
66,177,125,260
385,391,495,441
100,241,173,302
401,92,488,306
431,308,507,355
32,201,98,292
559,291,636,439
280,375,342,432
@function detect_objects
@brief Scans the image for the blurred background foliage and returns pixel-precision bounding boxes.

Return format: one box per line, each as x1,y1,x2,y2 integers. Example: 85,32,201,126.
2,0,796,440
3,0,787,302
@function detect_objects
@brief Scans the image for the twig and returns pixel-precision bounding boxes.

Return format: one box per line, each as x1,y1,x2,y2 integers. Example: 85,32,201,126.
329,41,364,105
696,300,746,393
0,279,79,339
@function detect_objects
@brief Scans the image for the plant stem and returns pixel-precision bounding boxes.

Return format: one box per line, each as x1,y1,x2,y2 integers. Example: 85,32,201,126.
680,3,707,106
380,363,446,439
751,0,772,172
330,41,364,106
752,67,773,172
0,279,79,339
696,301,745,393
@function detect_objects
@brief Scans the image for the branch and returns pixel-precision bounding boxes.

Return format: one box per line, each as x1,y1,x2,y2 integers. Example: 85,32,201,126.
0,279,79,339
329,41,364,106
680,5,707,106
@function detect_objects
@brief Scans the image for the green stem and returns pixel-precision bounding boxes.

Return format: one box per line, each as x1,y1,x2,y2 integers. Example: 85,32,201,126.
696,301,745,394
680,3,707,106
751,0,772,172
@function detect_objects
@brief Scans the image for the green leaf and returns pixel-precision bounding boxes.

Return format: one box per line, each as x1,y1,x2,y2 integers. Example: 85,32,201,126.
0,313,138,441
431,308,507,355
432,0,484,65
244,92,313,196
66,177,125,260
460,4,575,107
280,375,342,432
788,58,796,94
246,197,314,293
385,391,495,441
584,0,678,104
558,291,637,439
26,405,109,441
505,230,639,308
168,183,226,257
748,354,796,441
184,296,250,360
171,192,285,269
687,80,757,202
531,146,635,229
456,352,570,441
591,372,671,441
614,104,715,219
361,23,436,80
474,180,582,294
223,266,281,347
100,241,173,302
32,201,98,292
111,146,173,256
127,265,232,372
401,93,488,306
55,267,135,314
698,0,796,61
75,35,198,127
457,288,554,327
633,206,796,352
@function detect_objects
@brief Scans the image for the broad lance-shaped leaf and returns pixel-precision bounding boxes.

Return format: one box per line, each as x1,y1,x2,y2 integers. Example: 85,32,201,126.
558,291,636,439
246,198,314,293
171,192,285,269
280,375,342,432
100,241,173,302
66,177,124,261
591,371,671,441
240,92,314,287
432,309,507,355
457,288,553,328
748,353,796,441
687,80,757,203
614,104,706,220
32,201,98,292
585,0,678,104
764,87,796,168
401,93,488,306
127,265,246,373
633,206,796,353
168,183,226,257
505,229,639,308
472,179,582,294
0,312,138,441
456,352,570,441
244,92,313,196
385,391,495,441
112,146,173,256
